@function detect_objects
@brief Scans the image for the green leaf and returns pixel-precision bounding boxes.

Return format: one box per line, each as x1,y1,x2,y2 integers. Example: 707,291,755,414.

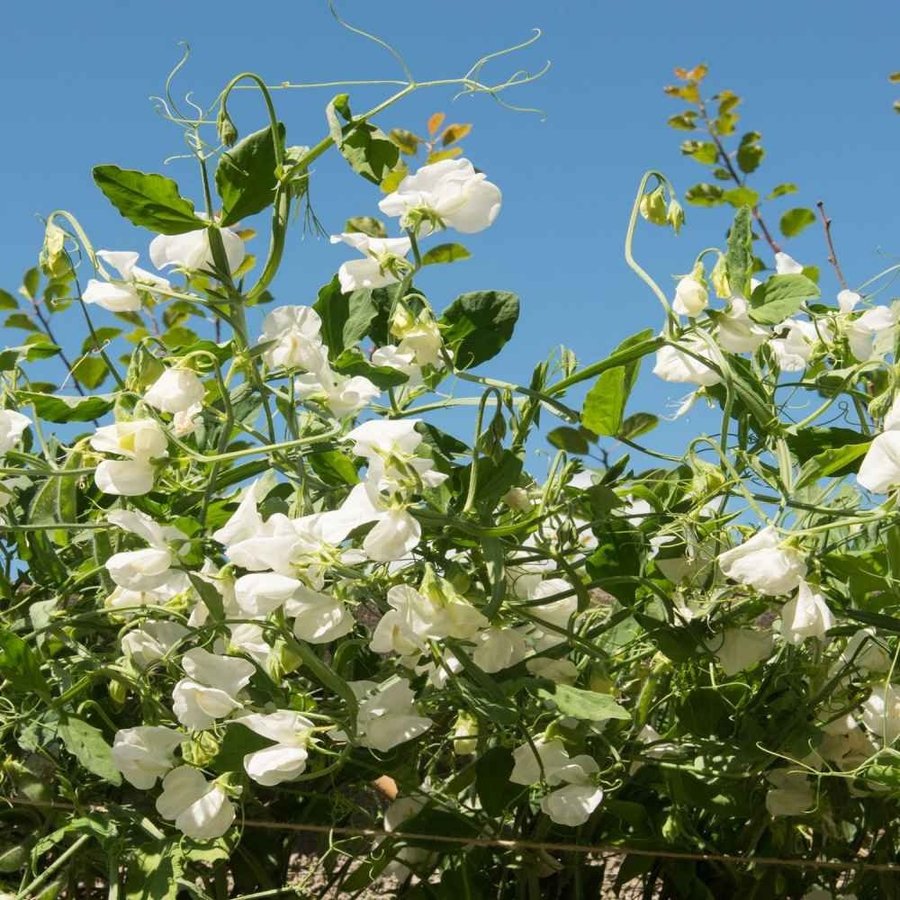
684,183,725,207
17,391,114,423
680,140,718,165
188,572,226,624
440,291,519,370
722,187,759,208
583,366,628,437
388,128,420,155
779,207,817,238
73,357,109,390
0,628,49,697
308,450,360,486
215,124,285,227
0,289,18,310
618,412,659,441
666,113,697,131
5,313,38,332
795,442,871,490
326,95,400,185
749,274,820,324
345,216,387,238
736,134,765,174
92,166,204,235
547,426,593,455
21,268,40,300
539,684,630,722
726,206,754,299
421,243,471,266
58,716,121,784
331,348,405,388
476,747,523,816
767,183,798,200
312,276,379,358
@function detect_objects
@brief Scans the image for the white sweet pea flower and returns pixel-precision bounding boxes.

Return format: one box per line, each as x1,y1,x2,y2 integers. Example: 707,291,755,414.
112,725,184,789
105,509,186,591
150,226,245,275
653,337,721,387
91,419,168,496
83,250,171,312
172,648,255,730
473,627,528,673
840,628,890,674
709,628,774,675
846,303,899,361
541,783,605,827
526,657,579,683
294,366,380,418
717,526,807,595
285,584,354,643
672,275,708,317
212,481,264,547
391,307,445,369
370,583,486,665
330,232,411,293
781,582,834,644
105,548,174,592
837,289,862,312
861,684,900,745
510,738,602,826
765,768,815,816
234,572,304,617
143,368,205,414
121,621,190,669
345,418,423,459
0,409,31,454
857,396,900,494
715,296,769,353
104,575,189,617
768,319,827,372
351,678,433,751
371,344,421,383
236,710,315,786
774,252,804,275
378,158,501,235
329,483,422,563
259,305,326,371
156,766,236,841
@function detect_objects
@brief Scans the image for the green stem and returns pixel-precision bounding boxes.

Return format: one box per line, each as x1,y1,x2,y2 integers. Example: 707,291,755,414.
16,834,92,900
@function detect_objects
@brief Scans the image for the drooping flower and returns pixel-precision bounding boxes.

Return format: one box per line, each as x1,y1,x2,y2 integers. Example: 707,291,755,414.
259,305,326,372
0,409,31,455
652,337,721,387
379,158,501,235
150,227,245,275
765,768,815,816
143,368,205,414
846,303,899,362
330,232,411,293
768,319,829,372
473,626,528,673
857,396,900,494
774,252,804,275
155,766,236,841
351,678,433,751
236,710,316,786
172,648,255,730
861,684,900,745
83,250,171,312
112,725,184,789
781,581,834,644
540,783,605,827
709,628,774,675
715,296,769,353
837,289,862,312
717,526,807,595
285,584,354,644
672,275,708,318
121,621,190,669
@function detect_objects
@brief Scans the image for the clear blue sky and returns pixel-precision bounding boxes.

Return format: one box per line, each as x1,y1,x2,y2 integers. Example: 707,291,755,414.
2,0,898,460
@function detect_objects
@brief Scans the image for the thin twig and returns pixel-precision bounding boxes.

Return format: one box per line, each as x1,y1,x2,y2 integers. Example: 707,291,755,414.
7,797,900,874
816,200,848,290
